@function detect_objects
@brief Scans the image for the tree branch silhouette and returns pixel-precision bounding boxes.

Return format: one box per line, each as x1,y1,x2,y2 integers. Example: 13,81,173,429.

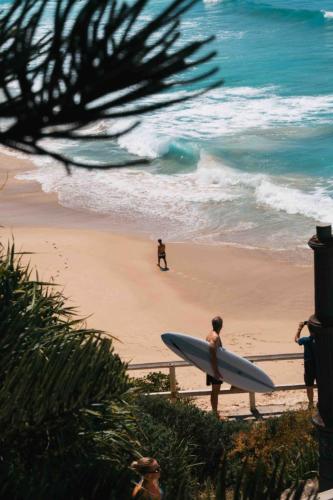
0,0,222,171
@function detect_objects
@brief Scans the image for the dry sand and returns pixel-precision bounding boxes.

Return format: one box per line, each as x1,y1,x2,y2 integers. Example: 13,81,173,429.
0,150,316,416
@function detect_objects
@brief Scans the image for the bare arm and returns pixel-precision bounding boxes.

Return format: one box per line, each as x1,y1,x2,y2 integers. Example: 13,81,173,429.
208,335,223,380
295,321,306,343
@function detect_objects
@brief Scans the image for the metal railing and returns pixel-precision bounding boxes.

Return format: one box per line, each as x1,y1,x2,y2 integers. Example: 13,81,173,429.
128,353,313,415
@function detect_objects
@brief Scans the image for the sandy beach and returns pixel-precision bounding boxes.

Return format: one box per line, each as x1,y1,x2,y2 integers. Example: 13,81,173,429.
0,150,316,415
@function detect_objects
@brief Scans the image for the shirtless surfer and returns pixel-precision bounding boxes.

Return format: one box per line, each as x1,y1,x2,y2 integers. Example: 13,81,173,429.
206,316,224,416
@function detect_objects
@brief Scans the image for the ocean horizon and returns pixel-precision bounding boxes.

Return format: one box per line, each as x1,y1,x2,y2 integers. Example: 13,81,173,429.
13,0,333,251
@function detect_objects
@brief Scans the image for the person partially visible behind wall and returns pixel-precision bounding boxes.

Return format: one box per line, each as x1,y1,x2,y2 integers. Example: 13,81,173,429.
295,320,316,409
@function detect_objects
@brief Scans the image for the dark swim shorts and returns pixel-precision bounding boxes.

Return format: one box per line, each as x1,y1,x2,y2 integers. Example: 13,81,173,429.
304,359,316,387
206,374,223,386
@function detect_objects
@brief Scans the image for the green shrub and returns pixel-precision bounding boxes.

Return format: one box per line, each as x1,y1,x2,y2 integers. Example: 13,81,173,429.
0,243,138,499
137,412,198,499
138,397,318,493
137,396,249,483
229,410,318,484
200,457,318,500
131,371,172,392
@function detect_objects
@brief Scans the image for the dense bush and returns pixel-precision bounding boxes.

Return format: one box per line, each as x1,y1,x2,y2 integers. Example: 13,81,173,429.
229,410,318,483
137,396,249,483
138,412,199,498
0,243,138,499
211,457,317,500
138,397,318,495
131,371,172,392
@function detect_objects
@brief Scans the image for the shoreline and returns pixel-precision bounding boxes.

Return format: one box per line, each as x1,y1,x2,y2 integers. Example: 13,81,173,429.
0,149,315,414
5,148,313,264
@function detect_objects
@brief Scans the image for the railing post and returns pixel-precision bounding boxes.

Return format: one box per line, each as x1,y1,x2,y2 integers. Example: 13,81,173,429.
249,392,256,413
169,365,177,401
308,225,333,491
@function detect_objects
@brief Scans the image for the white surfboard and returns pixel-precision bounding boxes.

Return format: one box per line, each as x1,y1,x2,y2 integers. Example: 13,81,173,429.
161,332,275,393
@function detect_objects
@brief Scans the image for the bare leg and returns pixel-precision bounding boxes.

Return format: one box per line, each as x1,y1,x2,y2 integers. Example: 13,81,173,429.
211,384,221,415
163,257,168,269
306,386,314,409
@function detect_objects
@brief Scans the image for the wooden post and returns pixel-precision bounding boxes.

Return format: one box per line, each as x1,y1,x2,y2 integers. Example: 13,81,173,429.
169,365,177,401
249,392,256,413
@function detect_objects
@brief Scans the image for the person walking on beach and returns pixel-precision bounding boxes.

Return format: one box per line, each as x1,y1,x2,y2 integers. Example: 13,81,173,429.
206,316,224,416
295,320,316,409
157,239,168,270
131,457,162,499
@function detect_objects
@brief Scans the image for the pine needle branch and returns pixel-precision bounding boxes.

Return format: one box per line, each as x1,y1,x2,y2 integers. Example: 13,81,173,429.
0,0,223,170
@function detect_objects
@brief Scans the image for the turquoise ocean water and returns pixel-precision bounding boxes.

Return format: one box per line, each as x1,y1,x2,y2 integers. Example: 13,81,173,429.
15,0,333,250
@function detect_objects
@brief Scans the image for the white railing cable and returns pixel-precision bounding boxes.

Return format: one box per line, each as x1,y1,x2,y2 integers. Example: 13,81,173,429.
127,353,303,371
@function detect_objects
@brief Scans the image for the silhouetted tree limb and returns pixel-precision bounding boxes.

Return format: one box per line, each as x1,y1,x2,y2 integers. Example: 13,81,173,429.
0,0,222,171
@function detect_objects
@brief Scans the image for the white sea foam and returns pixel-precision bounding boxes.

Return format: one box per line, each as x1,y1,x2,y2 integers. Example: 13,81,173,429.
322,10,333,19
255,180,333,222
17,154,240,226
19,152,333,225
195,154,264,189
11,84,331,165
114,87,333,158
17,152,265,248
222,86,276,97
203,0,223,4
17,150,333,249
0,145,29,160
215,30,245,41
117,127,171,159
196,157,327,229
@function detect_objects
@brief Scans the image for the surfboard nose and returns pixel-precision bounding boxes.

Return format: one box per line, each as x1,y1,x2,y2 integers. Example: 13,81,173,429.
161,332,185,358
161,332,175,346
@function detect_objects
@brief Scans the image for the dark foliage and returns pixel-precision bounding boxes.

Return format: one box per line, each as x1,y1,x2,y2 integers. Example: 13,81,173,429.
135,401,318,499
229,410,318,485
137,412,198,498
130,370,173,392
0,0,221,170
137,396,249,483
211,457,318,500
0,243,139,499
137,396,319,497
